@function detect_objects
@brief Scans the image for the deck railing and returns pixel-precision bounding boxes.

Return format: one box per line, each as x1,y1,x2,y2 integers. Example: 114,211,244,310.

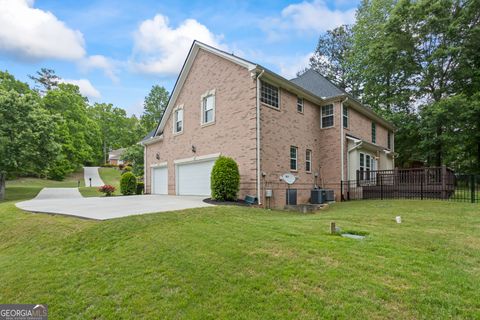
342,166,478,203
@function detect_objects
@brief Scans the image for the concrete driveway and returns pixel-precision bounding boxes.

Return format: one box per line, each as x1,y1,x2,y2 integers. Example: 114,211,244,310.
83,167,104,187
16,188,213,220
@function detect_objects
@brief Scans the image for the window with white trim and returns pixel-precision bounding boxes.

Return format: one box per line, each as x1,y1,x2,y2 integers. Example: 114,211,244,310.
290,146,298,171
173,108,183,134
306,149,312,172
202,94,215,124
297,97,304,113
260,81,279,108
321,104,334,128
343,106,349,128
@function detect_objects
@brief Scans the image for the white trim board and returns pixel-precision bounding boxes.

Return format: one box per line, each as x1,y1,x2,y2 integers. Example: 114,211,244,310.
173,153,221,165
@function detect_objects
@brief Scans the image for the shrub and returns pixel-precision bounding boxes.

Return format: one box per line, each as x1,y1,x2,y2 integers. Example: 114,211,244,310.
98,185,116,196
211,156,240,201
122,165,132,174
120,172,137,195
136,181,144,195
118,163,125,170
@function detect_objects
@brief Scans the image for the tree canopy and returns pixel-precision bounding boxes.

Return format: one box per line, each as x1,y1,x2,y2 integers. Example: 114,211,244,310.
308,0,480,173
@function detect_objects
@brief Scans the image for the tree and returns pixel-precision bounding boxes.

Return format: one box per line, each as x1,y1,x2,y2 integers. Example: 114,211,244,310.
43,84,102,172
140,85,169,132
0,88,61,199
1,70,31,94
120,144,144,177
29,68,60,93
308,25,358,94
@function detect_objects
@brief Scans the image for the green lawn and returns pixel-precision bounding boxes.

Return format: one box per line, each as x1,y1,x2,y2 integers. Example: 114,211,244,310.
0,195,478,319
79,167,122,197
5,171,85,202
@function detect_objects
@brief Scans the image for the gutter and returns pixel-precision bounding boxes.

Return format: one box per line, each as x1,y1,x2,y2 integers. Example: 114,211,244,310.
256,69,265,205
340,97,348,181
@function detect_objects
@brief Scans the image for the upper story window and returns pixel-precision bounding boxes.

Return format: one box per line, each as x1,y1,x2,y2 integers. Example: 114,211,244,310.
321,104,334,128
290,146,298,171
343,106,349,128
260,81,279,109
297,97,304,113
388,131,392,149
306,149,312,172
201,93,215,125
371,122,376,143
173,107,183,134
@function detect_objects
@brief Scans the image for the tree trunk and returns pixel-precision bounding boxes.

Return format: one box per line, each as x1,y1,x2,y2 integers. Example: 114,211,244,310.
0,173,5,201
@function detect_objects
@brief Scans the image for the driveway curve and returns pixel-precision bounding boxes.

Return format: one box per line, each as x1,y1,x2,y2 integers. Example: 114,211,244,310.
83,167,104,187
16,192,212,220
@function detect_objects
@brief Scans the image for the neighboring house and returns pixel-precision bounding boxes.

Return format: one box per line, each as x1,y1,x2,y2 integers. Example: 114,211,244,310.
142,41,395,208
108,148,126,165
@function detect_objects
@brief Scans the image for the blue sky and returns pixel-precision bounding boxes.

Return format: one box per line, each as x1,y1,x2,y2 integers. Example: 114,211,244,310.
0,0,359,115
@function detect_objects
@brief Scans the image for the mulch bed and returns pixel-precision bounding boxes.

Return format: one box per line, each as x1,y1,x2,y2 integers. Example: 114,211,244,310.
203,198,251,207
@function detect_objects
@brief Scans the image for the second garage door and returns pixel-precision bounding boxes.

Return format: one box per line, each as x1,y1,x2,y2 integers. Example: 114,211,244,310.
176,159,216,196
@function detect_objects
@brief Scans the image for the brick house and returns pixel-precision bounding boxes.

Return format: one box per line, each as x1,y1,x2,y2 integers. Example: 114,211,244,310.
142,41,395,208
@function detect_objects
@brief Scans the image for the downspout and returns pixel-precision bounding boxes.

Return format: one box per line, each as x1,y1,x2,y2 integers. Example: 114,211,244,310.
340,97,349,181
256,69,265,205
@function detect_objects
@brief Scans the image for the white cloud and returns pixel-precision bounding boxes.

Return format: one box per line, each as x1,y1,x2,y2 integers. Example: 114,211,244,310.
79,55,119,82
0,0,85,60
131,14,227,75
263,0,356,40
60,79,101,99
278,52,314,79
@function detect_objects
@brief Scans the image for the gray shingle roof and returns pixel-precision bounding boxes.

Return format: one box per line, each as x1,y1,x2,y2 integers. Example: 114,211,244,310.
290,69,345,99
140,129,156,143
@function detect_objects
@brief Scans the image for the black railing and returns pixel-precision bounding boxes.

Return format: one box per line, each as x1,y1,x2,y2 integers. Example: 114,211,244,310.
342,167,478,203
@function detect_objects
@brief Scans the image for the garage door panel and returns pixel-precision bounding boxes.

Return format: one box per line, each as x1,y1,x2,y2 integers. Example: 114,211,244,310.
152,167,168,194
177,160,215,196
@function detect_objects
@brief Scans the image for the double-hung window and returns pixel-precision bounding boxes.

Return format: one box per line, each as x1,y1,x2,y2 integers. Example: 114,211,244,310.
306,149,312,172
371,122,376,143
321,104,334,128
202,94,215,124
174,108,183,134
260,81,279,109
343,106,349,128
290,146,298,171
297,97,304,113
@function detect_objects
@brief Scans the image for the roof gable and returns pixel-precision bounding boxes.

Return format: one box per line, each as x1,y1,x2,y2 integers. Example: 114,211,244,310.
154,41,256,136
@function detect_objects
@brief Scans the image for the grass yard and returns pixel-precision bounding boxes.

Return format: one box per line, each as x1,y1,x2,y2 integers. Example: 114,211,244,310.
0,195,479,319
79,167,122,197
5,171,85,202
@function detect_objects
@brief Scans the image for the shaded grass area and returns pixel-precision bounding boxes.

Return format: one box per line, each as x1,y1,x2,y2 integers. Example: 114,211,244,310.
4,171,85,202
79,168,122,197
0,199,479,319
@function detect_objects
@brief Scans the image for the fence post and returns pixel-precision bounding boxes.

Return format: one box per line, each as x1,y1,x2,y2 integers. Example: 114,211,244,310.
340,180,344,201
381,176,384,200
441,165,447,199
421,171,424,200
471,175,476,204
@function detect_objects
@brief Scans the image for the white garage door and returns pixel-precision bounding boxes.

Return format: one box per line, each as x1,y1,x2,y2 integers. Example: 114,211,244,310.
176,159,216,196
152,166,168,194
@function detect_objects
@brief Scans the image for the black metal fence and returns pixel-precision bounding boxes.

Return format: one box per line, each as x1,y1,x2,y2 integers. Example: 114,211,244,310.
341,167,479,203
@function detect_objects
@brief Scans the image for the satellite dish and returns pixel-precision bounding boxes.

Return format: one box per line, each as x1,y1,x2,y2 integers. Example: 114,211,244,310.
281,173,296,185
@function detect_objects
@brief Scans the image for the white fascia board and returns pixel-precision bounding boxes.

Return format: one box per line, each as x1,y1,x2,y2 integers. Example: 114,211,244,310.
141,135,163,146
